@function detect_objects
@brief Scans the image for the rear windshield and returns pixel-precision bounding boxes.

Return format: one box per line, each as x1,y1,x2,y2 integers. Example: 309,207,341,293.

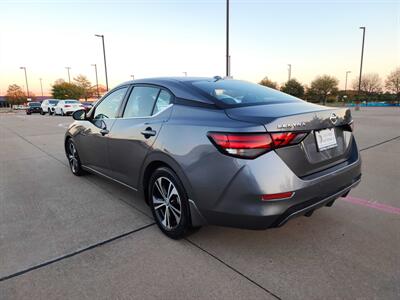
29,102,41,107
191,79,302,107
49,100,58,105
65,100,79,104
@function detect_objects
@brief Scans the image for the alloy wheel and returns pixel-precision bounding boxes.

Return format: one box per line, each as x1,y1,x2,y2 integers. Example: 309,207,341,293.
67,142,79,174
152,177,182,230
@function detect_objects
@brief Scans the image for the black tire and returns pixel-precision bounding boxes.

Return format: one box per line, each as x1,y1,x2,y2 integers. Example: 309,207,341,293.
40,110,45,115
61,109,65,116
48,109,52,116
148,167,191,239
66,139,85,176
26,111,31,115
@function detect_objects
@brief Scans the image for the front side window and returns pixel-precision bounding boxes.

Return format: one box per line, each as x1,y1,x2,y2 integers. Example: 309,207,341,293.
123,86,160,118
94,87,128,119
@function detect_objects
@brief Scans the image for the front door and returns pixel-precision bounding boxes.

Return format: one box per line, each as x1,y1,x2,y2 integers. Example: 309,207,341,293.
78,86,128,175
108,87,173,188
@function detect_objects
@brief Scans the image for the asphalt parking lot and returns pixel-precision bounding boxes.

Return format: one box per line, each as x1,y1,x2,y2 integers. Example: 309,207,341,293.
0,107,399,299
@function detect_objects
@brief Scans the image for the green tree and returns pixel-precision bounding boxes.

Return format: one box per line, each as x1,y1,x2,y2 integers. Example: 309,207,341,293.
5,84,27,105
309,75,339,105
259,77,278,89
51,80,83,100
73,74,94,100
385,68,400,104
280,79,305,99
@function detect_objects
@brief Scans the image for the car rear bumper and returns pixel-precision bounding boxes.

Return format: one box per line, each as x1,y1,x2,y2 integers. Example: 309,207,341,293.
192,140,362,229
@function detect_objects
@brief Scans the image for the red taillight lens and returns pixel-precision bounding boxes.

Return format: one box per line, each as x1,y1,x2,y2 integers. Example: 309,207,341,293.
208,133,273,158
64,105,71,108
261,192,294,201
271,132,307,147
208,131,307,159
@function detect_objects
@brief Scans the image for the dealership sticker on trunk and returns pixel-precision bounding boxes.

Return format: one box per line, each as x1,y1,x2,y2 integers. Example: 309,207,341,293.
315,128,337,151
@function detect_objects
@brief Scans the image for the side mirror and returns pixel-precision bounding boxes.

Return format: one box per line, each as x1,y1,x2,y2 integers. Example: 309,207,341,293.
72,109,87,121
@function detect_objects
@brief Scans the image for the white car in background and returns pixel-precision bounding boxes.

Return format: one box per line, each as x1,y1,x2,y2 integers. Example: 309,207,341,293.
54,100,84,116
40,99,59,115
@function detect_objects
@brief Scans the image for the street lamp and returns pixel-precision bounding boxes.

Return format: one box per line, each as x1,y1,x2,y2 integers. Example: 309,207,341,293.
65,67,71,83
357,26,366,110
19,67,29,98
39,78,44,97
91,64,100,98
130,75,135,80
95,34,109,91
226,0,230,77
345,71,351,94
288,64,292,81
182,72,187,77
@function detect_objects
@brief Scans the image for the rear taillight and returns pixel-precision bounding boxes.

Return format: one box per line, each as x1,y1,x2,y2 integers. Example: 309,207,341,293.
64,105,71,108
208,131,307,159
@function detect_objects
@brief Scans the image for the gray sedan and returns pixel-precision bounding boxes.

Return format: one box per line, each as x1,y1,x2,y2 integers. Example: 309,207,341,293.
65,77,361,239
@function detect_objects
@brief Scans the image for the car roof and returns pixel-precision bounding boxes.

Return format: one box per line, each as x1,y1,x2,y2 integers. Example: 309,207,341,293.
117,77,218,104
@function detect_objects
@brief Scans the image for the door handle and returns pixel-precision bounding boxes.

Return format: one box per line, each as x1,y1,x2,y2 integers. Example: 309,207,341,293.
100,128,109,136
141,127,157,138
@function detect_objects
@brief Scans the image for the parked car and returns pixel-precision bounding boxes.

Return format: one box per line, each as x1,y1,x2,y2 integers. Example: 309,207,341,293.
26,102,42,115
65,77,361,239
41,99,59,115
81,101,94,112
54,100,83,116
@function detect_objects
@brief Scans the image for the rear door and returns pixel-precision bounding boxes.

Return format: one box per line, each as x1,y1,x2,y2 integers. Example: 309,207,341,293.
107,85,173,188
77,87,128,175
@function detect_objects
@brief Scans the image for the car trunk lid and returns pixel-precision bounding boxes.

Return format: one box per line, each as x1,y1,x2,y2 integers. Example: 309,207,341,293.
224,102,355,178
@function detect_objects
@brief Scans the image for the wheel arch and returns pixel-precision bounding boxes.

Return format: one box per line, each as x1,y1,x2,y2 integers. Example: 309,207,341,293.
140,152,195,205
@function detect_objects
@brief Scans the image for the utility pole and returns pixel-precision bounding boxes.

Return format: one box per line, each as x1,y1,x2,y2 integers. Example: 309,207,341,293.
20,67,29,98
345,71,351,94
95,34,109,91
288,64,292,81
226,0,230,77
39,78,44,97
357,26,366,110
91,64,100,98
65,67,71,83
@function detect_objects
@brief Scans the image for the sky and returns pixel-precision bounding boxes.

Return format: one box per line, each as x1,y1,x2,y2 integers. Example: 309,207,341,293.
0,0,399,96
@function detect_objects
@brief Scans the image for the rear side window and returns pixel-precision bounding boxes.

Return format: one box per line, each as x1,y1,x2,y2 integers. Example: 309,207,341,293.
153,90,172,114
123,86,160,118
191,79,301,107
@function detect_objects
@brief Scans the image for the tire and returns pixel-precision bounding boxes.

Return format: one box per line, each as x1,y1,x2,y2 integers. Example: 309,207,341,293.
66,139,85,176
48,109,52,116
149,167,191,239
61,109,65,116
40,110,45,115
26,111,31,115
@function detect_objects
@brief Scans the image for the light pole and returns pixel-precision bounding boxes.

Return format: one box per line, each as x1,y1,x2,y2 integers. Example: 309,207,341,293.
91,64,100,98
288,64,292,81
130,75,135,80
20,67,29,98
345,71,351,94
226,0,230,77
357,26,366,109
39,78,44,97
183,72,187,77
65,67,71,83
95,34,109,91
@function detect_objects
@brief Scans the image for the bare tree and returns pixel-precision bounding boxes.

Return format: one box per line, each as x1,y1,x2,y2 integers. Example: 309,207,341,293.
352,73,382,94
385,67,400,104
